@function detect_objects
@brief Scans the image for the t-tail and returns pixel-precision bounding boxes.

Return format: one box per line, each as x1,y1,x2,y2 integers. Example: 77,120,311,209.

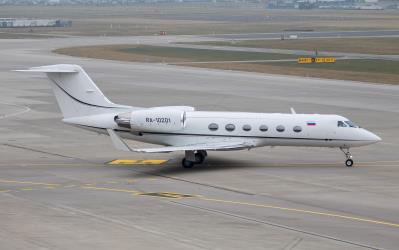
16,64,132,118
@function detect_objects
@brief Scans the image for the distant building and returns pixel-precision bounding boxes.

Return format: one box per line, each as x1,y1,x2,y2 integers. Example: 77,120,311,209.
0,18,71,28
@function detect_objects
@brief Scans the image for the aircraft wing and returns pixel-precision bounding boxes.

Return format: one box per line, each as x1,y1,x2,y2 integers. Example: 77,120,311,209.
107,129,254,153
132,141,253,153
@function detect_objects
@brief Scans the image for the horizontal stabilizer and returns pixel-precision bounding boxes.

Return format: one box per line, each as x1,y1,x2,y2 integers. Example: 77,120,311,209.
14,65,79,73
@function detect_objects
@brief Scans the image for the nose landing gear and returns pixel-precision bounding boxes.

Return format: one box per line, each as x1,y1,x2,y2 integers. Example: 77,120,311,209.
340,147,354,167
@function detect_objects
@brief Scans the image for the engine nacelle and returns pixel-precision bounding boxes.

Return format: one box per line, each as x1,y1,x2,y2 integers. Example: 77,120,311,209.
115,108,186,132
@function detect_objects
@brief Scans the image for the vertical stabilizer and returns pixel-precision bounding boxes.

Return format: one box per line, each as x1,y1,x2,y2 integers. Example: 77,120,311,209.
16,64,131,118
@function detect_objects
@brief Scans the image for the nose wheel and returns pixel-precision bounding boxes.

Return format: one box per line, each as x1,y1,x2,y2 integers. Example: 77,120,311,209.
345,159,354,167
340,147,354,167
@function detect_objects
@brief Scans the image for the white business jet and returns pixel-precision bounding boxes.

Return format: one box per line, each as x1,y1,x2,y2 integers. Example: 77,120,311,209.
18,64,381,168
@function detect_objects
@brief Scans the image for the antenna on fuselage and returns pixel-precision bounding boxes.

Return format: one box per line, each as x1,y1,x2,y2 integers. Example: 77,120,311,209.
290,107,296,114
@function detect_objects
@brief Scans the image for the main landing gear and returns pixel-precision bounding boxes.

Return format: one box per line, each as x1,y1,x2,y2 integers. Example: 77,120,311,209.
340,147,354,167
182,150,207,168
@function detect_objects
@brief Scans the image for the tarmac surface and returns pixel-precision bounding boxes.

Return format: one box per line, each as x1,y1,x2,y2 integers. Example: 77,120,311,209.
0,35,399,250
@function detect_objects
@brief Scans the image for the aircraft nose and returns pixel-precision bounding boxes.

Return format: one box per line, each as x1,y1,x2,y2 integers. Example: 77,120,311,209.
363,129,382,143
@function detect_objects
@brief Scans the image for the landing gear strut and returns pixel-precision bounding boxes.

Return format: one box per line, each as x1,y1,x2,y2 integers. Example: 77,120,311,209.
182,150,207,168
340,147,354,167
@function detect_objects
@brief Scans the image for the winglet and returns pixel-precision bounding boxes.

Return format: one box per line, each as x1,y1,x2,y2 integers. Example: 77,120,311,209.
290,107,296,114
107,129,132,152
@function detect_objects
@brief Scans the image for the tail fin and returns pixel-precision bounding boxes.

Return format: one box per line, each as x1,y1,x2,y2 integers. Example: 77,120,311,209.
17,64,131,118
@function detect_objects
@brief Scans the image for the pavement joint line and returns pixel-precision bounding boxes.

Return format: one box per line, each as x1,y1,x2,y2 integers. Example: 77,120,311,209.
63,185,76,188
0,163,102,168
358,160,399,164
0,101,31,119
358,165,398,167
144,174,255,195
0,179,60,186
171,201,383,250
199,197,399,229
2,178,398,229
1,143,96,163
72,183,399,229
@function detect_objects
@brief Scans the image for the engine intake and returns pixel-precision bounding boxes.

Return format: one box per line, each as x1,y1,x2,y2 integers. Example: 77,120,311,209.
114,112,131,129
114,108,186,132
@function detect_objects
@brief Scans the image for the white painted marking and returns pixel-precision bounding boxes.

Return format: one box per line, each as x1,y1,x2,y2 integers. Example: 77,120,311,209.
0,102,31,119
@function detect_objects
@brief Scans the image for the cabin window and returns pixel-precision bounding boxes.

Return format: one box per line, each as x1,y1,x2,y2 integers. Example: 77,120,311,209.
293,126,302,133
242,124,251,131
337,121,347,127
225,124,236,132
259,125,268,132
208,123,219,131
276,125,285,132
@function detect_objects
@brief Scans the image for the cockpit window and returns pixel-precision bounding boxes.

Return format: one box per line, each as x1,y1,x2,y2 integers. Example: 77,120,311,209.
345,121,359,128
337,121,347,127
338,120,359,128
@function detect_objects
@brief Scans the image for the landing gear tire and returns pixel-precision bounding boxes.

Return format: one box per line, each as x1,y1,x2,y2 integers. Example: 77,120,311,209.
194,153,205,164
182,158,194,168
340,147,354,167
345,159,354,167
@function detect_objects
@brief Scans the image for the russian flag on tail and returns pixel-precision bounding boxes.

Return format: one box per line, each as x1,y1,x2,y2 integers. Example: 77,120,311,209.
307,121,317,126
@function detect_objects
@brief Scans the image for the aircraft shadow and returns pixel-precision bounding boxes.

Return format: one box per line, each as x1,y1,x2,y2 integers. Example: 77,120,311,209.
126,156,335,178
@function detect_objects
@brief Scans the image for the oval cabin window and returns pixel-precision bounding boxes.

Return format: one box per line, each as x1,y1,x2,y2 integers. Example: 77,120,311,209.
293,126,302,133
225,124,236,132
276,125,285,132
242,124,251,131
259,125,268,132
208,123,219,131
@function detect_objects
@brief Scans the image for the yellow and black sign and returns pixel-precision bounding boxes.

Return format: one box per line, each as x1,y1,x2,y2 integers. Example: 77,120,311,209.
108,159,168,165
298,57,313,64
298,57,336,64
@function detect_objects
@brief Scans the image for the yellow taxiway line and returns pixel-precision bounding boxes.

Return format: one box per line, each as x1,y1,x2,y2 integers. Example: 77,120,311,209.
76,184,399,229
199,197,399,228
81,186,140,194
0,179,60,186
2,177,399,229
108,159,168,165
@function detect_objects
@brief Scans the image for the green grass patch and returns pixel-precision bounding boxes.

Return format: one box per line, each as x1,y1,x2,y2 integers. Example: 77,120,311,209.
118,45,296,61
186,37,399,55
